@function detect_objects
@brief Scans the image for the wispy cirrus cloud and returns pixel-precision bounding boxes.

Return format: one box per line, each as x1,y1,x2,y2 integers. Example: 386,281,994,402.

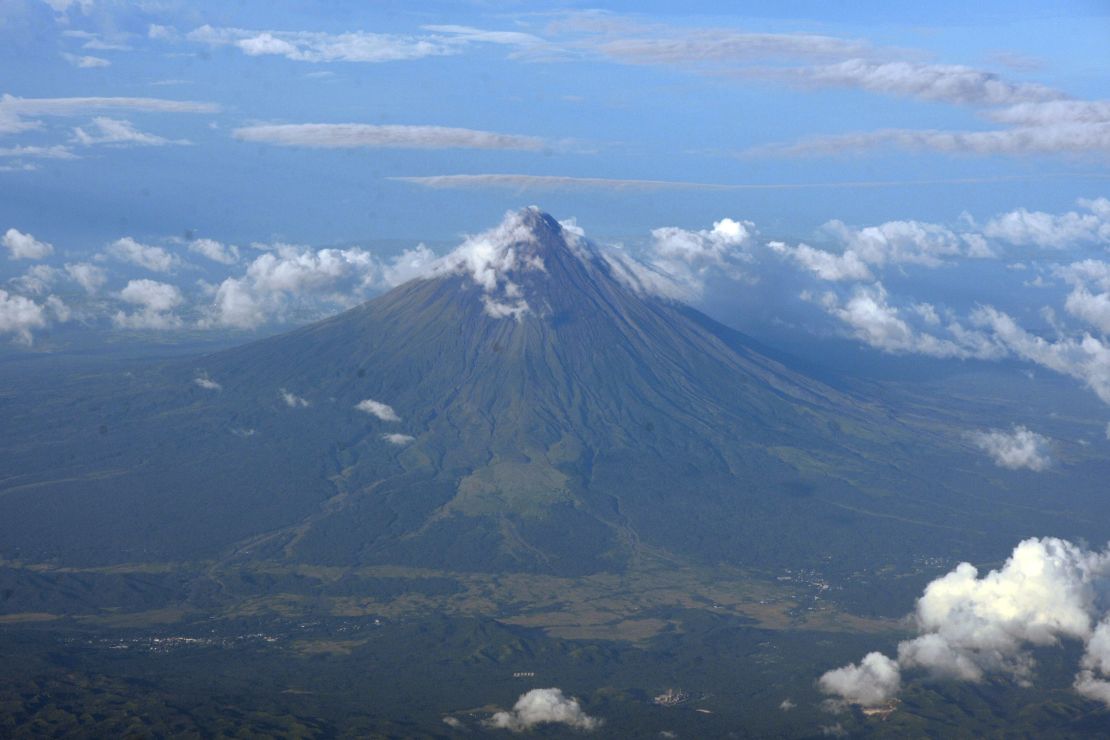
393,174,739,190
232,123,546,151
766,59,1064,107
748,121,1110,157
72,117,189,147
0,94,218,138
61,52,111,68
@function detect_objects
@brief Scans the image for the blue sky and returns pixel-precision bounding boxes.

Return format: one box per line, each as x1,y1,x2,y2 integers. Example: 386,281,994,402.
3,0,1110,413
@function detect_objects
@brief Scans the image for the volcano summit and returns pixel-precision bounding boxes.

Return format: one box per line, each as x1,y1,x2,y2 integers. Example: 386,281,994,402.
0,208,1049,579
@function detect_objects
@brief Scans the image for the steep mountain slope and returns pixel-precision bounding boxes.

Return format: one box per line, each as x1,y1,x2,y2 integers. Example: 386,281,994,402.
0,209,1028,575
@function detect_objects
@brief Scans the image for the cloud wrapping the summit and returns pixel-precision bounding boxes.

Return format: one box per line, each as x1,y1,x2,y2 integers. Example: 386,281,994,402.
820,537,1110,708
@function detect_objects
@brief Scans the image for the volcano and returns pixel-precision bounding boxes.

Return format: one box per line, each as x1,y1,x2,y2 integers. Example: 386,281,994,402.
0,208,992,576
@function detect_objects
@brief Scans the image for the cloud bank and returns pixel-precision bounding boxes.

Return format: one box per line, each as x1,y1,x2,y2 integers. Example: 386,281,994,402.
820,537,1110,708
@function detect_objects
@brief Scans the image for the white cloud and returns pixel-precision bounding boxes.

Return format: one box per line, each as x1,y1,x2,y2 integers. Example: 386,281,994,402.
382,433,414,445
988,100,1110,127
64,262,107,294
392,174,736,191
381,244,438,288
355,399,400,422
106,237,179,272
972,305,1110,404
10,264,59,294
3,228,54,260
189,238,239,265
752,122,1110,157
823,219,986,267
0,289,48,344
817,283,998,359
113,278,183,329
0,144,77,160
818,652,901,707
233,123,545,151
72,117,187,147
281,389,310,407
594,29,867,66
616,218,755,299
194,374,221,390
786,60,1063,107
119,279,181,312
968,425,1052,471
187,25,459,63
0,94,218,139
822,538,1110,707
61,53,111,68
1076,619,1110,704
768,240,873,282
200,244,379,329
422,207,559,319
487,688,600,732
983,198,1110,249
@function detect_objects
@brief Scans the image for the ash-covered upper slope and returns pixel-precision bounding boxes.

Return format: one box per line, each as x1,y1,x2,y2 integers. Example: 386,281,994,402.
0,208,993,575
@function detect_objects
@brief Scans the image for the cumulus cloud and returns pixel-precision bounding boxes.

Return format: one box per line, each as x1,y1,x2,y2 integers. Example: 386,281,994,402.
823,219,991,267
0,289,48,344
355,399,400,421
10,264,59,294
610,218,755,299
983,198,1110,249
281,389,310,407
194,374,221,390
972,305,1110,404
72,117,187,147
106,237,179,272
382,433,414,445
188,238,239,265
3,228,54,260
234,124,545,151
816,283,999,359
64,262,107,294
819,652,901,707
821,538,1110,707
968,425,1052,471
113,278,183,329
487,688,600,732
768,240,873,282
200,243,380,329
